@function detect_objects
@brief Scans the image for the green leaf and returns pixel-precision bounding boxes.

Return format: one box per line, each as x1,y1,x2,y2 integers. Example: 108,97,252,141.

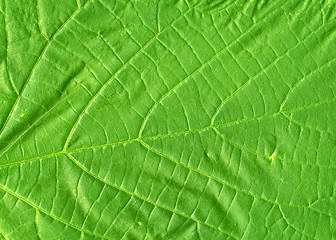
0,0,335,239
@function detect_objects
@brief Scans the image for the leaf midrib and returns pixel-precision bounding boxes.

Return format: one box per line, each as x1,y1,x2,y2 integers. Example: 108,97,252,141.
1,94,335,171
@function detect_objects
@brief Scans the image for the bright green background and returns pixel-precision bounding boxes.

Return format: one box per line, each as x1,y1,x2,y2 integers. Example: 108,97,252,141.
0,0,336,239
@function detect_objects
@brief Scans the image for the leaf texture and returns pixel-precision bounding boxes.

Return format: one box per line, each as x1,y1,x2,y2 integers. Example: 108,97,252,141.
0,0,336,239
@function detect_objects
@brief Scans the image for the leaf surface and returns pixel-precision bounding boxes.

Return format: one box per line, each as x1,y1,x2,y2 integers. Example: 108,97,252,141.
0,0,335,239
